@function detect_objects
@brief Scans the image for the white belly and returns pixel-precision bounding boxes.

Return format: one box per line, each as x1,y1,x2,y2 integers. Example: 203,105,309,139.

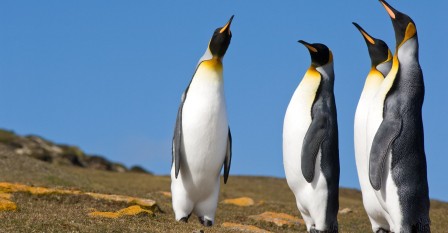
177,66,228,198
374,151,400,232
354,73,391,228
366,60,401,230
354,92,372,188
283,76,327,217
355,74,383,184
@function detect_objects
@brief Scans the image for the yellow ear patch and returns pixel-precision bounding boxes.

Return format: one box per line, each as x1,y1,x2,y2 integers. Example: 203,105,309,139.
381,1,396,19
397,22,417,49
404,23,416,42
386,49,393,62
328,51,334,63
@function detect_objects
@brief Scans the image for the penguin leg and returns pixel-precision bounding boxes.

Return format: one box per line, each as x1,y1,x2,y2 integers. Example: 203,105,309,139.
198,216,213,227
310,214,338,233
173,198,194,222
194,181,220,226
308,197,338,232
294,199,313,231
310,226,338,233
375,228,390,233
171,182,195,221
178,213,192,223
299,211,314,232
369,216,390,233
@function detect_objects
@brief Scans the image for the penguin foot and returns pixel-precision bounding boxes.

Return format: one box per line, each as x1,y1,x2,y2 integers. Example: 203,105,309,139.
198,217,213,227
376,228,390,233
310,225,338,233
178,213,192,223
310,230,338,233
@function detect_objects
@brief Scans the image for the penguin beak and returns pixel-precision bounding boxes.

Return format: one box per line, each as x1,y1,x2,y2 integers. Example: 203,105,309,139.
379,0,416,48
219,15,234,35
379,0,397,20
353,22,375,45
298,40,317,53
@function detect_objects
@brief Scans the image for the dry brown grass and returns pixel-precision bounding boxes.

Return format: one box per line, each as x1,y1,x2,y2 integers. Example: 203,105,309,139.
0,150,447,233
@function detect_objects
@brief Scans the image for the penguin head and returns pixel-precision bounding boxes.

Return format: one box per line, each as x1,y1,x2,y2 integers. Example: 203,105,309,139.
208,15,234,59
379,0,417,48
298,40,332,67
353,22,392,68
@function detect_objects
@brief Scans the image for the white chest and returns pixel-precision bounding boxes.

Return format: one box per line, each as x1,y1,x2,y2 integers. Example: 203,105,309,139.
283,68,321,188
181,62,228,180
354,71,384,177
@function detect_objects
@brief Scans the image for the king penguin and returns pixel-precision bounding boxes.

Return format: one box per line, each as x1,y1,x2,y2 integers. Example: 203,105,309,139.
352,23,394,233
366,1,430,232
283,40,339,233
171,15,233,227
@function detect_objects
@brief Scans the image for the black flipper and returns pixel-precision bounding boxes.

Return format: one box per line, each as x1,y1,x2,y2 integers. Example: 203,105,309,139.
172,92,186,179
223,127,232,184
369,117,402,190
301,115,329,183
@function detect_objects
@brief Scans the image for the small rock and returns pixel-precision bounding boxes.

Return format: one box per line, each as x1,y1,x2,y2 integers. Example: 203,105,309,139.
0,192,17,212
222,197,254,207
338,208,352,214
192,230,204,233
88,205,154,219
222,222,271,233
248,212,305,227
158,191,172,198
86,192,158,210
0,182,159,211
0,192,12,200
0,199,17,211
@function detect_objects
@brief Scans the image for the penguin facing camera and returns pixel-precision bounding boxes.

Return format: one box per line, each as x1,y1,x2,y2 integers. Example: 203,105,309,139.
171,15,234,227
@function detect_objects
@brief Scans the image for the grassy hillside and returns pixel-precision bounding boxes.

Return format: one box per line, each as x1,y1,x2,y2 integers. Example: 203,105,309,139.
1,145,447,232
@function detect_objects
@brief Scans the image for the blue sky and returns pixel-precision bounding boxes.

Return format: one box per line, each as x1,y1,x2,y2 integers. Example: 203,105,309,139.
0,1,447,201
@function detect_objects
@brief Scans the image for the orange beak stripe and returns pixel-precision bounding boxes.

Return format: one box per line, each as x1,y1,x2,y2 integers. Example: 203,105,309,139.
304,44,318,53
381,1,396,19
361,30,375,45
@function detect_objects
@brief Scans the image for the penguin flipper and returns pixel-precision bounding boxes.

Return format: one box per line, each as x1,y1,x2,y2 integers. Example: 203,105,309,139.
172,92,186,179
301,115,328,183
172,61,204,179
369,117,402,190
223,128,232,184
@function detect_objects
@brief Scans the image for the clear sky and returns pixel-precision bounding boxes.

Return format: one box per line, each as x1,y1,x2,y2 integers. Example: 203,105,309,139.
1,1,447,201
